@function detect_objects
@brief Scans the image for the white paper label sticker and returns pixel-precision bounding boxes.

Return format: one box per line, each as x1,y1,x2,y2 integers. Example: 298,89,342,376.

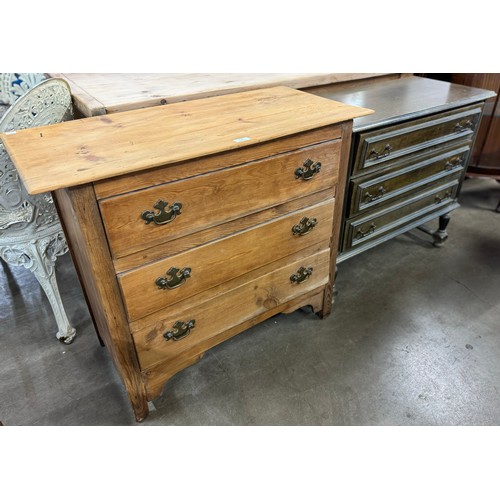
233,137,251,143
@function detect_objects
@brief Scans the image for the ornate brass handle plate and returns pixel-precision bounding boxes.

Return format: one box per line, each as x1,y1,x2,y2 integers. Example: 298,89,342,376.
295,159,321,180
155,266,192,289
141,199,182,225
355,223,376,240
435,191,452,204
368,144,392,160
364,185,386,202
444,158,463,171
163,319,196,342
292,216,317,236
454,120,473,133
290,266,313,284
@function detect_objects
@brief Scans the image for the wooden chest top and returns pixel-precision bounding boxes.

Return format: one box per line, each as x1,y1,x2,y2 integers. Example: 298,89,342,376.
0,86,372,195
48,72,391,116
308,76,496,132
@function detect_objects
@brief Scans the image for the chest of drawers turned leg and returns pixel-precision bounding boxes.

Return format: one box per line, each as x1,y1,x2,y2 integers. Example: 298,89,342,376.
1,86,371,421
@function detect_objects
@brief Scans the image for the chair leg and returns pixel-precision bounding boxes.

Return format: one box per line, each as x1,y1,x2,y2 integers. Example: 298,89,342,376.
1,232,76,343
25,238,76,344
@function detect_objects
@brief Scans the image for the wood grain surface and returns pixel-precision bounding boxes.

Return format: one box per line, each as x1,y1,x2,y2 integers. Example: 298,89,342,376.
321,121,353,316
118,198,335,321
48,72,391,116
0,86,372,194
112,190,335,273
99,140,340,259
132,248,331,370
54,185,149,422
93,125,341,199
142,287,327,400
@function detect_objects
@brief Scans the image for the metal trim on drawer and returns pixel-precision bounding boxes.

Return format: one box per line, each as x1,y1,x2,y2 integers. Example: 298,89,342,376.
337,201,460,263
352,105,483,176
350,144,470,215
343,178,460,251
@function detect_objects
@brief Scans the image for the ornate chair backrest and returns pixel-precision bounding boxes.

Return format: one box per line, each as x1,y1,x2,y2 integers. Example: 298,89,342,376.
0,78,73,238
0,73,46,105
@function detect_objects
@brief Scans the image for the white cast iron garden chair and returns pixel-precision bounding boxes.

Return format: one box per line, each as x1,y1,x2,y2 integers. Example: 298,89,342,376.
0,78,76,343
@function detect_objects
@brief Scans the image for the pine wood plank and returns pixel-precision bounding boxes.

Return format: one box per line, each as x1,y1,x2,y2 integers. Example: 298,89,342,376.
129,242,332,337
118,199,335,322
320,121,353,316
112,189,335,274
93,125,341,199
49,73,392,116
1,86,372,195
142,286,326,400
99,139,340,260
132,248,331,369
49,72,107,117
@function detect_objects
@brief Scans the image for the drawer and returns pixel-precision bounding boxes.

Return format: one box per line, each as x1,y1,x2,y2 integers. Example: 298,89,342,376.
131,248,331,370
93,125,342,199
352,104,483,176
119,198,335,322
348,143,470,217
99,140,340,260
342,178,460,252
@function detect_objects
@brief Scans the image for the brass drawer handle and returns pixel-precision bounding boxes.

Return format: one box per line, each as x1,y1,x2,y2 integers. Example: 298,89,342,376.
290,266,313,284
155,266,192,289
454,120,473,133
292,216,317,236
368,144,392,160
355,223,376,240
163,319,195,342
141,199,182,225
444,158,463,171
364,185,386,202
435,191,452,203
295,159,321,180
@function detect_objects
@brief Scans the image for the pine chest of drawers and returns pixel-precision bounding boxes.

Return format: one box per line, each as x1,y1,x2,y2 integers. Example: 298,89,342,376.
308,76,496,261
1,86,371,421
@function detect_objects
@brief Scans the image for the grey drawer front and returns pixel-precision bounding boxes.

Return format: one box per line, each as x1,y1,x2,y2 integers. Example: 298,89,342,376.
352,104,483,176
342,178,460,252
348,143,470,217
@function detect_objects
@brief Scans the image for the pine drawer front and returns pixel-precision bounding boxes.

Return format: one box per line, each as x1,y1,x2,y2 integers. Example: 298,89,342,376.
93,125,342,200
352,104,483,176
342,178,460,252
99,140,340,260
118,198,335,322
131,248,331,370
348,143,470,216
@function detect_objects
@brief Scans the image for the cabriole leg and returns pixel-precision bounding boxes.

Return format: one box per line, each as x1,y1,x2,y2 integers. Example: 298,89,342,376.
27,238,76,344
0,232,76,344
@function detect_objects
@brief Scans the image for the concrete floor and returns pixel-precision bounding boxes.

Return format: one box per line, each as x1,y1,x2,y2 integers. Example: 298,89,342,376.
1,177,499,426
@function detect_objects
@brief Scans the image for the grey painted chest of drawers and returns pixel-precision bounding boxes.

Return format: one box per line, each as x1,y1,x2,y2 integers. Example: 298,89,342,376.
308,76,496,261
